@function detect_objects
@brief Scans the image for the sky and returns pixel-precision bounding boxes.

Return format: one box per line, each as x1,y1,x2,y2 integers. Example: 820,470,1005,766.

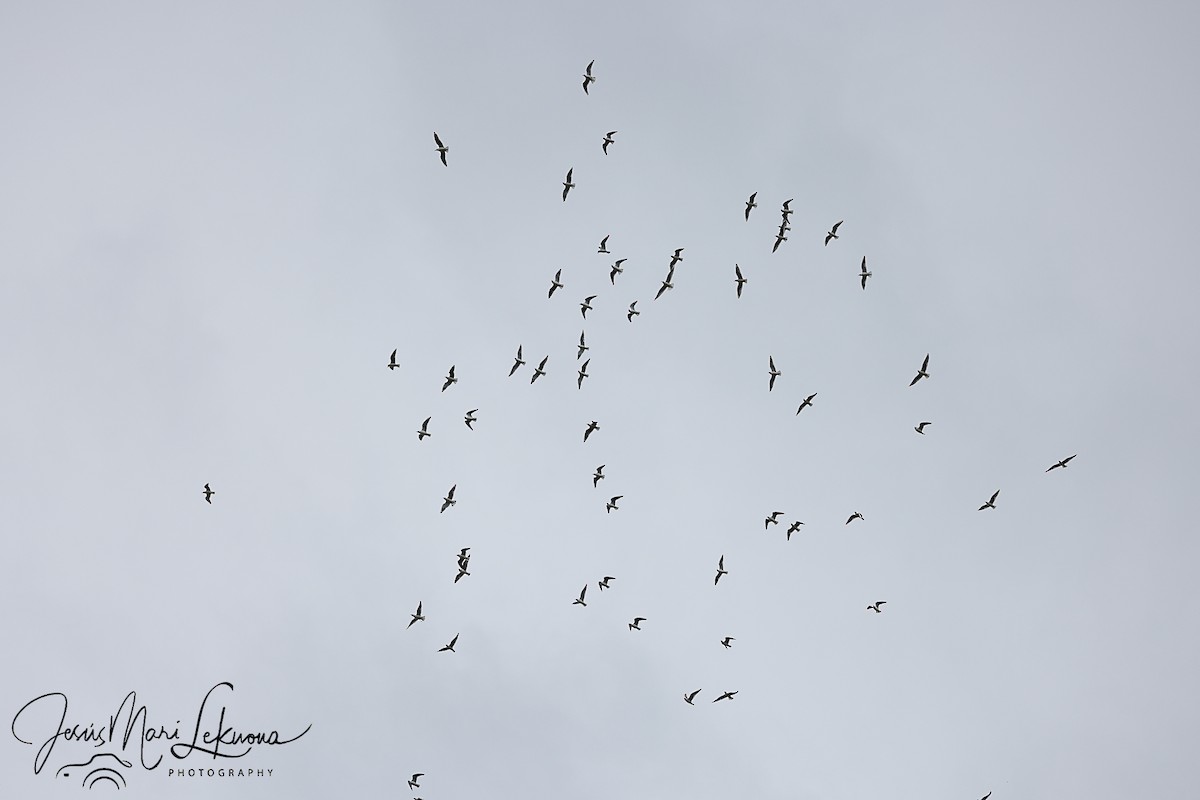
2,0,1199,797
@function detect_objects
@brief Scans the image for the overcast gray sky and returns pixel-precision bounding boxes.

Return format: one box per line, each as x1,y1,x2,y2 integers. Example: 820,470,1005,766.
3,1,1199,797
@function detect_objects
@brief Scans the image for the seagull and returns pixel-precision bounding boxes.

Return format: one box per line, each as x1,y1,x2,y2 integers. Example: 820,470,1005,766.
655,271,674,300
765,511,784,529
909,354,930,386
582,60,595,94
846,511,864,525
609,259,626,284
777,220,791,235
531,356,548,384
796,392,816,414
573,584,588,607
441,365,457,392
914,421,931,434
433,132,448,166
720,637,734,649
593,465,605,487
454,566,470,583
602,131,617,154
768,356,781,391
744,192,757,221
824,220,843,246
417,416,432,441
576,331,589,359
979,490,1000,511
203,483,214,504
408,774,423,790
684,689,701,705
577,359,590,389
781,198,794,219
714,555,727,585
407,602,425,628
388,349,399,370
1046,454,1077,472
669,248,684,268
509,345,525,376
626,300,639,321
859,256,872,289
439,633,458,652
786,521,804,540
580,295,596,319
598,234,610,253
584,420,599,441
457,547,471,568
712,691,738,703
606,495,622,513
734,264,747,297
772,230,787,253
463,409,478,430
867,601,886,613
598,575,615,590
440,484,456,513
548,269,564,298
979,793,991,800
562,168,575,201
628,617,645,631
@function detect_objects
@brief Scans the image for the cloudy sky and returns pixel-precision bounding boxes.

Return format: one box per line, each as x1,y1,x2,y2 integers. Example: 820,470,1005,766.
3,1,1198,797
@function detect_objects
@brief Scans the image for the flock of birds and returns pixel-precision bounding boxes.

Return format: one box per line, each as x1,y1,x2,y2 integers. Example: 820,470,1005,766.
198,58,1076,800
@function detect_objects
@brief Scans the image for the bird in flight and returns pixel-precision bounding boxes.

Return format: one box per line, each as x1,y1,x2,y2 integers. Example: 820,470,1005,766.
577,359,590,389
582,60,596,94
548,269,564,298
669,248,684,268
417,416,432,441
609,259,626,285
628,617,645,631
867,601,886,613
580,295,596,319
768,356,781,391
714,555,728,585
720,637,734,649
531,356,548,384
598,234,610,253
1046,454,1077,472
846,511,864,525
781,198,794,220
407,601,425,628
626,300,639,321
598,575,615,590
978,490,1000,511
439,634,458,652
408,774,423,790
765,511,784,529
796,392,816,414
606,495,622,513
509,345,525,377
388,349,399,370
562,168,575,201
577,331,589,359
684,689,701,705
203,483,214,504
440,484,457,513
457,547,471,568
859,256,872,290
441,365,457,392
772,229,788,253
464,409,478,430
433,132,448,166
734,264,747,297
914,421,931,434
593,465,605,487
454,566,470,583
824,220,843,246
584,420,599,441
602,131,617,154
713,690,738,703
909,354,930,386
744,192,757,221
573,584,588,607
979,793,991,800
786,521,804,540
655,269,674,300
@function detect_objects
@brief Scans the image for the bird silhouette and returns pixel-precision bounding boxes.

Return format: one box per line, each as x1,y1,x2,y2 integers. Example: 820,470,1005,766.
859,256,872,290
796,393,816,414
203,483,214,504
440,484,457,513
628,617,645,631
824,220,843,245
744,192,757,221
909,354,930,386
408,774,423,790
769,356,781,391
626,300,640,321
598,234,610,253
584,420,599,441
577,359,590,389
721,637,734,648
786,521,804,540
573,584,588,607
713,690,738,703
979,490,1000,511
598,576,615,590
582,60,595,94
593,465,605,487
433,132,448,166
867,601,886,613
548,269,564,298
562,168,575,201
609,259,626,285
388,349,399,370
714,555,728,585
509,345,525,376
439,634,458,652
441,365,457,392
606,495,622,513
602,131,617,154
464,409,478,430
577,331,589,359
1046,455,1077,472
684,689,701,705
734,264,747,297
407,602,424,628
417,416,432,441
580,295,595,319
669,248,684,267
765,511,783,529
531,356,548,384
914,421,931,434
846,511,864,525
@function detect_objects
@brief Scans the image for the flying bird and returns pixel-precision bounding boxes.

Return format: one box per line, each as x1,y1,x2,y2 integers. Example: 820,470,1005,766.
734,264,747,297
979,793,991,800
548,269,564,298
454,566,470,583
654,271,674,300
593,465,605,487
1046,454,1077,472
768,356,781,391
915,421,931,434
781,199,794,218
909,354,930,386
576,331,589,359
440,484,457,513
712,691,738,703
584,420,599,441
407,602,425,628
714,555,727,585
531,356,548,384
602,131,617,154
203,483,214,504
441,365,457,392
859,256,872,290
628,617,645,631
846,511,864,525
598,234,610,253
684,689,701,705
867,601,886,613
580,295,595,319
417,416,432,441
509,345,525,376
979,490,1000,511
464,409,478,430
772,230,787,253
577,359,590,389
609,259,626,284
744,192,757,221
669,248,684,268
796,392,816,414
388,349,399,370
433,132,448,166
408,774,423,790
765,511,784,529
720,637,734,649
457,547,471,568
606,495,622,513
824,220,843,246
582,60,595,94
573,584,588,607
439,634,458,652
598,576,615,590
562,168,575,201
786,521,804,540
626,300,639,321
